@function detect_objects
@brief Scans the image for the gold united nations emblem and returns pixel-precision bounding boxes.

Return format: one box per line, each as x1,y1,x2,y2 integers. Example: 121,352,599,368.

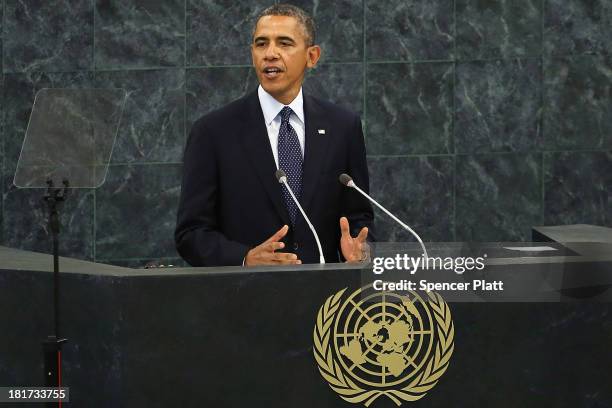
313,285,454,406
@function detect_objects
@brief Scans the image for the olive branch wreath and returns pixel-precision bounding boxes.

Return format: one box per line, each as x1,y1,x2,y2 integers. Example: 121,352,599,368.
313,288,454,406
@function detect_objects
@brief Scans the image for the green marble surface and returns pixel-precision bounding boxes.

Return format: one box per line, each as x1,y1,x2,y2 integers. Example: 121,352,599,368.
304,63,364,117
4,0,93,73
366,62,453,155
544,55,612,150
455,59,542,153
186,66,258,127
456,0,542,59
366,0,454,61
544,0,612,56
456,153,543,241
96,69,186,163
368,156,454,242
544,151,612,226
95,163,182,260
95,0,185,69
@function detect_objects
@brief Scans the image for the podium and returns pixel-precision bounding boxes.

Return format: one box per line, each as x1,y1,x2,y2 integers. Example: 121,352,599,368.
1,228,612,407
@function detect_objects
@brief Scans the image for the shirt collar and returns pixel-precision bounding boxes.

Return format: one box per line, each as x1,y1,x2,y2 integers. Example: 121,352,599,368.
257,85,304,126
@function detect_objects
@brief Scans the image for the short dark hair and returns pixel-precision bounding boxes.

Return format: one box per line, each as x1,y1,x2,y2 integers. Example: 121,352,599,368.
254,4,316,46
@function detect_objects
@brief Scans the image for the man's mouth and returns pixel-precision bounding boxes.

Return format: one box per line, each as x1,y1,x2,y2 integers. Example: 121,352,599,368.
263,67,283,79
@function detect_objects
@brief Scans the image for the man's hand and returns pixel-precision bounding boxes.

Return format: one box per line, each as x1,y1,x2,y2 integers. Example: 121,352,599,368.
339,217,369,263
245,225,302,266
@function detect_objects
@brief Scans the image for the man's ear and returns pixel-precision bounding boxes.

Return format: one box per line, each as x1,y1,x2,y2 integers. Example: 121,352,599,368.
250,44,257,67
306,45,321,68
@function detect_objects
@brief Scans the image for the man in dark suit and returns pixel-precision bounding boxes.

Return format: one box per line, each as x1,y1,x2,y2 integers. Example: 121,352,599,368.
175,4,374,267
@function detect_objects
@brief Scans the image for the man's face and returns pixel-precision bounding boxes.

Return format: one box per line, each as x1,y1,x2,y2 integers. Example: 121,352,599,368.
251,15,320,104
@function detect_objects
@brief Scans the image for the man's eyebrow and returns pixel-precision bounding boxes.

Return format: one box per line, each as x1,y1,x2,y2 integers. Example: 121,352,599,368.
253,35,296,43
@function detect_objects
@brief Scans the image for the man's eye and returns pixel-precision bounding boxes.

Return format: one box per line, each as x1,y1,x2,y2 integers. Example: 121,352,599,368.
255,42,266,47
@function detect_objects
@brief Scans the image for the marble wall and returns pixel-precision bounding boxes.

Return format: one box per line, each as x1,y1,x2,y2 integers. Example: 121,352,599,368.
0,0,610,267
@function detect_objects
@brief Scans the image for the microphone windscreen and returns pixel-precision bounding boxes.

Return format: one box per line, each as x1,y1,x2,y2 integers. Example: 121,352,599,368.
275,169,287,182
339,173,353,186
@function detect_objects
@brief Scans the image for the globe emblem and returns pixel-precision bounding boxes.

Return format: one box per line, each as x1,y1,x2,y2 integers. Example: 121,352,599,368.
333,287,435,388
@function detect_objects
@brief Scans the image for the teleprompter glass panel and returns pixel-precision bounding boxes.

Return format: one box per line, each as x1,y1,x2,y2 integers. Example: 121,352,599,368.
14,88,127,188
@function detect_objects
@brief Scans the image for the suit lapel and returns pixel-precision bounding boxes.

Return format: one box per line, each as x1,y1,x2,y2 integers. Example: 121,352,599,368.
299,95,331,217
240,91,291,225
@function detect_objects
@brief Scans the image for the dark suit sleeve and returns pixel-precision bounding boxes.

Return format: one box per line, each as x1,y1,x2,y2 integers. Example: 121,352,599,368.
342,115,375,241
175,119,250,266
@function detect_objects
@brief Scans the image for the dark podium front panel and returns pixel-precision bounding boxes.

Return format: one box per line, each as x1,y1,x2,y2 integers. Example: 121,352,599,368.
1,229,611,407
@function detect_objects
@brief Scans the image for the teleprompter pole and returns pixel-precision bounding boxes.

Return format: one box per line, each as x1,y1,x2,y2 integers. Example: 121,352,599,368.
42,179,69,407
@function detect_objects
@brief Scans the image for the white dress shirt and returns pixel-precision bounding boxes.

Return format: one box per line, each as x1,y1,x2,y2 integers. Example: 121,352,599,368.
257,85,306,168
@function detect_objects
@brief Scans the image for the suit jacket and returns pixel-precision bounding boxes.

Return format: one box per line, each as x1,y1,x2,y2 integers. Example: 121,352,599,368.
175,90,374,266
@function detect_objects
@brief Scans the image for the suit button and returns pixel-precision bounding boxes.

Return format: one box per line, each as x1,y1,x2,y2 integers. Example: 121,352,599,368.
293,243,299,251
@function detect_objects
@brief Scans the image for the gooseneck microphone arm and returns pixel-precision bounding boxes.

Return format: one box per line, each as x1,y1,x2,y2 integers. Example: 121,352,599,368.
275,169,325,264
339,173,429,259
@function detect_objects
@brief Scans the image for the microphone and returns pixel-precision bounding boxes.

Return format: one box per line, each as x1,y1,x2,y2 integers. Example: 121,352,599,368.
275,169,325,264
339,173,429,259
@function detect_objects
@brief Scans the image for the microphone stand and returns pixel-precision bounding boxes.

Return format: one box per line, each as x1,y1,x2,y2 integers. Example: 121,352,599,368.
340,174,429,259
275,170,325,264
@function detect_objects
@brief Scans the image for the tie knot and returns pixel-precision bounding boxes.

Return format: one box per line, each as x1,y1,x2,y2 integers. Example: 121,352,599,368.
280,106,293,123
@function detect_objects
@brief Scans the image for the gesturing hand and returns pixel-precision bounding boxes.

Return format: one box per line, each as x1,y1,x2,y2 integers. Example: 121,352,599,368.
245,225,302,266
339,217,369,263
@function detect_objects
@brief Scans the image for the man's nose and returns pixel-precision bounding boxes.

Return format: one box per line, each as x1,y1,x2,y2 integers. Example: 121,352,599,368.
264,44,279,60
